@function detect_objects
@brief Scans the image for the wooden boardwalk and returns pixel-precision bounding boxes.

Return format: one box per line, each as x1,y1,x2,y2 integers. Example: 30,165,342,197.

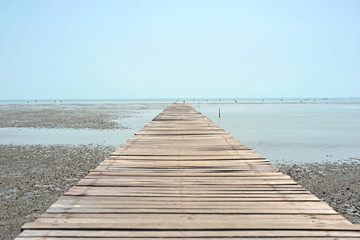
17,103,360,239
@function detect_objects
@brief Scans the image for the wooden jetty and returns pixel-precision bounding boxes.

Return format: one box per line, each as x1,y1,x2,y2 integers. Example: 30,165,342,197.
17,103,360,239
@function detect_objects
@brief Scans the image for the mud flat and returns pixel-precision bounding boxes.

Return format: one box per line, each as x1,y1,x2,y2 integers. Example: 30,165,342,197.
1,102,359,239
276,160,360,224
0,102,168,130
0,144,115,240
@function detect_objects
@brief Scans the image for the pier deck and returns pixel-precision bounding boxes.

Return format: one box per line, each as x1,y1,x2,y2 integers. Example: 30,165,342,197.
17,103,360,239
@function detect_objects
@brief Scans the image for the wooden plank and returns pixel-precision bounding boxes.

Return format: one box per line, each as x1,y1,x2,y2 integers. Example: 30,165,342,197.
45,208,338,214
18,230,360,238
22,222,360,231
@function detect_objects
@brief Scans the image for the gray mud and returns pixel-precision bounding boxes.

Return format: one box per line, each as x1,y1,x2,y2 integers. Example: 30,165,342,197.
0,144,115,240
0,103,132,130
276,160,360,224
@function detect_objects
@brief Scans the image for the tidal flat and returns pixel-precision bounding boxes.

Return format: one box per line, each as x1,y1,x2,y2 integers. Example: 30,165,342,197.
1,101,359,239
0,103,133,130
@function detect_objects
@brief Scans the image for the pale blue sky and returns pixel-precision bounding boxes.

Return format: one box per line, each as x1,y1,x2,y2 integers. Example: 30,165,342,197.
0,0,359,99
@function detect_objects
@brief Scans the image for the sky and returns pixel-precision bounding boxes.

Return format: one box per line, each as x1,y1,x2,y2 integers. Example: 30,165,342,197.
0,0,359,99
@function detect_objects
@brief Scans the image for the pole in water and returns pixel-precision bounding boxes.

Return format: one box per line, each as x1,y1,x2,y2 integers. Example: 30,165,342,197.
219,108,221,118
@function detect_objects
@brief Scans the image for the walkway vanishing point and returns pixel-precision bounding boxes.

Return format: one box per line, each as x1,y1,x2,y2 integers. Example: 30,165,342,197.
18,103,360,239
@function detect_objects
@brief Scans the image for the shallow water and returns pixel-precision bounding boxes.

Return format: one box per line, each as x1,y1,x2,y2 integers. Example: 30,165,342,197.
1,100,360,163
0,103,168,148
189,101,360,163
0,128,129,147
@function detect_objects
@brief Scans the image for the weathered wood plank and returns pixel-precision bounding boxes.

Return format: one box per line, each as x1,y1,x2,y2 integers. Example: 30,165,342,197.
18,230,360,238
22,221,360,231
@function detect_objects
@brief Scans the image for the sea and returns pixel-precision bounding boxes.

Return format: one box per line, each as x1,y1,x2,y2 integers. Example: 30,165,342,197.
1,97,360,164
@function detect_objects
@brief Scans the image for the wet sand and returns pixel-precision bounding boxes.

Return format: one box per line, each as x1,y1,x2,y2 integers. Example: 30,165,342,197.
0,102,168,130
276,160,360,224
0,103,128,130
0,144,115,240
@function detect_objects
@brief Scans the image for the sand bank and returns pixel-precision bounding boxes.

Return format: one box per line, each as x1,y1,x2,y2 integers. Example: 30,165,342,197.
0,103,128,130
0,103,167,130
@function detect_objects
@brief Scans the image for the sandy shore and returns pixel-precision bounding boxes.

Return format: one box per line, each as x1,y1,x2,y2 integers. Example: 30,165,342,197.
0,144,115,240
276,160,360,224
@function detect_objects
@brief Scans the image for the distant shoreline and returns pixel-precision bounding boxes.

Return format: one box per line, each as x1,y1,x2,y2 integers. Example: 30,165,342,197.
1,97,360,104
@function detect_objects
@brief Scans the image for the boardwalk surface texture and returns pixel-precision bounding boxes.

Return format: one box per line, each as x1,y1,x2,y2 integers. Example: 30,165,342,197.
17,103,360,239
